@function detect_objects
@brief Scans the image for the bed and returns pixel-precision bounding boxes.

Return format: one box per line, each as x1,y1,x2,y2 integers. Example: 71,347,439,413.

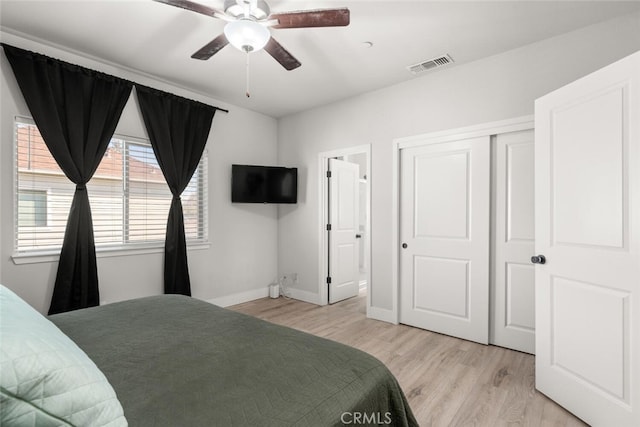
0,286,417,426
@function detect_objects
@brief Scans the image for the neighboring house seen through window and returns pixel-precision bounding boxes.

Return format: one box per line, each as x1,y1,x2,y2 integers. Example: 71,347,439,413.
18,190,48,227
14,119,208,253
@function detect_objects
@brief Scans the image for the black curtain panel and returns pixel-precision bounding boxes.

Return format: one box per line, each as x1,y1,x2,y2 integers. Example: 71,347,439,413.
2,44,133,314
136,85,216,296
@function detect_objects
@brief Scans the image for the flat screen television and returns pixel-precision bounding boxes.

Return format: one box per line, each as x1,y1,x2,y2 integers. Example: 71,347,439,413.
231,164,298,204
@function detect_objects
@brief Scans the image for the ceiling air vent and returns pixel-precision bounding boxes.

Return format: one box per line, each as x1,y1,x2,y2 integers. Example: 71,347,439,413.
407,54,454,75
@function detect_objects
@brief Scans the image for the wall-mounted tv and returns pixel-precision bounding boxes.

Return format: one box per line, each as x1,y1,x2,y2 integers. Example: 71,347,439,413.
231,164,298,204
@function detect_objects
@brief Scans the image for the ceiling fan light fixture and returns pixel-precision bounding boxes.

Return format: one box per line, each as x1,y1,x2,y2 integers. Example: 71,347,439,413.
224,19,270,53
224,0,270,19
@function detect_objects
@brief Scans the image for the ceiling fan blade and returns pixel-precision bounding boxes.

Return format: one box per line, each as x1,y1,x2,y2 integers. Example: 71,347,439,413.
264,37,301,71
153,0,226,20
191,34,229,60
270,8,350,29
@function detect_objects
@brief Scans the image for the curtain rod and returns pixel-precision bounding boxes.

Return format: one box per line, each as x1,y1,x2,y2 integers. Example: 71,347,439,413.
1,43,230,114
135,83,229,114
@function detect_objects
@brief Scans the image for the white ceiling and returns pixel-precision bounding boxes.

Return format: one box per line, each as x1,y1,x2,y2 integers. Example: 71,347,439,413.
1,0,639,117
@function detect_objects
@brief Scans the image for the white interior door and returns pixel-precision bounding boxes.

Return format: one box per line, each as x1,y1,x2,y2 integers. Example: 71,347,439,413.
399,136,490,344
535,51,640,426
328,158,360,304
492,130,535,354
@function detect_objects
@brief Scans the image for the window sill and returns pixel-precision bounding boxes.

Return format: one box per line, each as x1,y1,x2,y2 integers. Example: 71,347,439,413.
11,242,211,265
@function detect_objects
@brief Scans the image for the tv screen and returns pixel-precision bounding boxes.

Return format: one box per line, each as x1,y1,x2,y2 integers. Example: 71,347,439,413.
232,164,298,204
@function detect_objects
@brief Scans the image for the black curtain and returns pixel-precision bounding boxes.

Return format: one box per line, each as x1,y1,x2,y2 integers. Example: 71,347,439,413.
2,44,133,314
136,85,216,296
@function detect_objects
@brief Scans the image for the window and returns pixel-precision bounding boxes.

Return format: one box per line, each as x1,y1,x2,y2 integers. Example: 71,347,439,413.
18,190,48,227
14,119,208,253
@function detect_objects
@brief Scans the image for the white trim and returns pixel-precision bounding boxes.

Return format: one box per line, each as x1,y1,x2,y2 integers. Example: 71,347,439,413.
395,115,534,149
318,154,329,306
391,139,400,323
288,287,322,305
368,307,398,325
317,144,372,315
206,287,269,307
391,115,534,324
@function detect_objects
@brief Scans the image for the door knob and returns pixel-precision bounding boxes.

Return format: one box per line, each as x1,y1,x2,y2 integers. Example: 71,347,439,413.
531,255,546,264
402,243,408,249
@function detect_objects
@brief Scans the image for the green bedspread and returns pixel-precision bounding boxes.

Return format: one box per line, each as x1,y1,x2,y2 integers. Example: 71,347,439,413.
50,295,417,426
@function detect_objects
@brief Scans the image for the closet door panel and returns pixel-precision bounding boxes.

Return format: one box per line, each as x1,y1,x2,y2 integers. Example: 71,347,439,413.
492,130,535,354
399,136,490,344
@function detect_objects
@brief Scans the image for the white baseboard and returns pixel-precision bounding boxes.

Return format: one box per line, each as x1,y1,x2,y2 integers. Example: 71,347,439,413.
287,287,322,305
206,286,322,308
367,306,398,324
206,286,396,326
359,280,367,292
206,287,269,307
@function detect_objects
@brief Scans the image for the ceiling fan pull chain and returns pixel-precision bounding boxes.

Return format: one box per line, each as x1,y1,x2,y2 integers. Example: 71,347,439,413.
246,52,251,98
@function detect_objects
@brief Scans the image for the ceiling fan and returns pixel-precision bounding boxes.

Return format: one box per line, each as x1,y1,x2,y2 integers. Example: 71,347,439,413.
154,0,350,71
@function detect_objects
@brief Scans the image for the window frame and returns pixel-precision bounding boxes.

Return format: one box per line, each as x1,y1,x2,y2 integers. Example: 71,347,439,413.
11,116,210,265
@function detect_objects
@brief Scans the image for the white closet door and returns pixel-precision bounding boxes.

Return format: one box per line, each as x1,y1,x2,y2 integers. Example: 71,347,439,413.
535,51,640,426
399,136,490,344
492,130,535,354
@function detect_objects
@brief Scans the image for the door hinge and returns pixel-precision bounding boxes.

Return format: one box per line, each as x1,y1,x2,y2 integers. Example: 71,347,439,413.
326,170,332,178
326,276,332,284
326,224,332,231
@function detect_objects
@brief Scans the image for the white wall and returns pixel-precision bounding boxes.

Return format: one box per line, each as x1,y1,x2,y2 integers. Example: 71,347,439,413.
2,12,639,316
277,13,640,313
0,32,279,313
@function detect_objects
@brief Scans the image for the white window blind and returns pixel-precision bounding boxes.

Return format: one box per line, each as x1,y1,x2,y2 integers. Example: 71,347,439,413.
14,119,208,253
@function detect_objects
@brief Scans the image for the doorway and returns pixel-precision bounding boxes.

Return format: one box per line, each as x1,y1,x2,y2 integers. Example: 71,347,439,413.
318,145,371,311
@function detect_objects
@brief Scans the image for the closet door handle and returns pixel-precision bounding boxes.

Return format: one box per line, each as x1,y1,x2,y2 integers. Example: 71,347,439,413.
531,255,546,264
402,243,408,249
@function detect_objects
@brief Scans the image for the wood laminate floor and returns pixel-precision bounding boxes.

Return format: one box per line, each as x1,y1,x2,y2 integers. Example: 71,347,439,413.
230,292,588,427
